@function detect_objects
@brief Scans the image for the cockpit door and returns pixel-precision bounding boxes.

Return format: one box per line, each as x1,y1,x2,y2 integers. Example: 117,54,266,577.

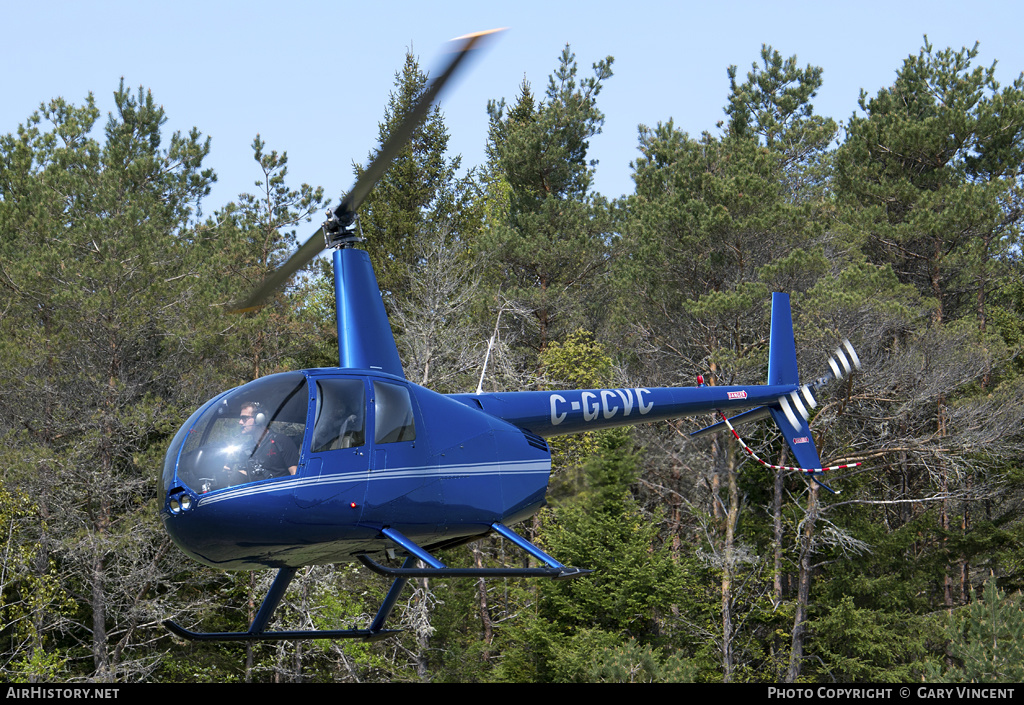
294,377,371,511
361,381,445,538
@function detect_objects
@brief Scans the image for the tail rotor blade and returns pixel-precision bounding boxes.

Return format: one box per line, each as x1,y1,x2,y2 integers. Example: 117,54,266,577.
828,340,861,380
842,339,861,371
779,394,802,430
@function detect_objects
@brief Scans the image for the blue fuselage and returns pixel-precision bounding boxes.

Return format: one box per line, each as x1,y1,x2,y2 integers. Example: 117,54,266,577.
160,369,551,569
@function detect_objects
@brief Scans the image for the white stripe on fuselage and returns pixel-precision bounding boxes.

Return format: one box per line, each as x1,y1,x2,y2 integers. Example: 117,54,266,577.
194,458,551,507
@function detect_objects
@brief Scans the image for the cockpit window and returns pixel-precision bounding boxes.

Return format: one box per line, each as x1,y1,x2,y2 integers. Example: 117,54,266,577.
373,381,416,444
170,372,308,493
312,378,366,452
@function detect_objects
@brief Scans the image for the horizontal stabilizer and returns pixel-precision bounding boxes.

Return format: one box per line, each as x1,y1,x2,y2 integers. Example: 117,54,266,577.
690,406,771,439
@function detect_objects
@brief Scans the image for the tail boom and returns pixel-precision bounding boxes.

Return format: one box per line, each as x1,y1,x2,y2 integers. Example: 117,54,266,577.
449,382,805,439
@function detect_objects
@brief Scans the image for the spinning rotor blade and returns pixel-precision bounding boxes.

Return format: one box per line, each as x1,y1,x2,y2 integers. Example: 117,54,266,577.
232,233,330,314
231,28,504,314
779,340,862,430
340,29,503,221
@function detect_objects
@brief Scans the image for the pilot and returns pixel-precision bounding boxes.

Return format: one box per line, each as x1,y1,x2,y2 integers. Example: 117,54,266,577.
228,401,299,481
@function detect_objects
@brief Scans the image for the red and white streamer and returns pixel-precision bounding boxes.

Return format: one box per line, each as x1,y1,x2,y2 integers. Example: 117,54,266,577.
715,411,862,475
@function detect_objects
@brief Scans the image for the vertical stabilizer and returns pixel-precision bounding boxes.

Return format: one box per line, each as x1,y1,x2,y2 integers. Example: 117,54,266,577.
767,292,799,386
766,293,823,470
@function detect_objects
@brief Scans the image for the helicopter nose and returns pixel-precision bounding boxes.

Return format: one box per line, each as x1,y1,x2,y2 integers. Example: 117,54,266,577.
161,483,216,567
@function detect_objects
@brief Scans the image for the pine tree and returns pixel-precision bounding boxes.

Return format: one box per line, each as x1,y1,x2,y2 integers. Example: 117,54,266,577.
201,135,327,381
483,46,615,355
0,82,215,678
725,45,838,204
493,430,684,682
930,581,1024,682
299,50,484,381
831,38,1024,619
355,50,480,299
835,38,1024,328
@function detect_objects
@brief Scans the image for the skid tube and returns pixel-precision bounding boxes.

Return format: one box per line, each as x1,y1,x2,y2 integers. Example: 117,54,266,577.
163,523,590,642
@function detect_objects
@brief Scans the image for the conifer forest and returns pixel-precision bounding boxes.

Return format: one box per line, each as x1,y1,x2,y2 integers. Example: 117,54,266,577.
2,38,1024,683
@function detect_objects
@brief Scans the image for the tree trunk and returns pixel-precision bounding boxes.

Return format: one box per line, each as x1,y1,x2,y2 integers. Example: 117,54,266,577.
786,482,818,683
473,543,494,662
721,438,739,682
772,451,786,679
773,452,785,603
91,545,109,678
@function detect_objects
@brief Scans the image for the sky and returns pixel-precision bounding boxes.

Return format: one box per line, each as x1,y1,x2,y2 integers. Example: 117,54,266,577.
3,0,1023,224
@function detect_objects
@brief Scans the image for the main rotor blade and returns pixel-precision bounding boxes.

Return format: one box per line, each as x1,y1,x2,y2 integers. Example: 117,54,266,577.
232,228,326,313
230,28,504,314
338,28,504,219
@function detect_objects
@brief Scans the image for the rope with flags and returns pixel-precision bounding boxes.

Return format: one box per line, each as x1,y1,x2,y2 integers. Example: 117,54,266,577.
714,410,862,475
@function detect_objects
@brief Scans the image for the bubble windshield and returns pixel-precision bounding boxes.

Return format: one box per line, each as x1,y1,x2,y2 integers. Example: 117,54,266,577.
165,372,309,494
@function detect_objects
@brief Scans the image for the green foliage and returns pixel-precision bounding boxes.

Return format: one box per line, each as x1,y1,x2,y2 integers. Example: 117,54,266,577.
539,431,682,641
540,329,613,467
540,329,613,389
809,597,934,682
0,485,74,681
835,38,1024,325
725,45,838,202
615,46,834,389
198,135,327,380
483,46,615,352
587,638,699,683
0,82,219,679
0,37,1022,684
356,51,481,300
306,568,401,677
929,581,1024,682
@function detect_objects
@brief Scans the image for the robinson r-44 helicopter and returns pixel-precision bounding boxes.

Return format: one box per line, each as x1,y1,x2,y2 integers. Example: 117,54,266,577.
160,29,860,642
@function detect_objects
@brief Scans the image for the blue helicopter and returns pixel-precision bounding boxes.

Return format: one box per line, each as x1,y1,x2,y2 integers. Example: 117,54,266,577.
159,30,859,642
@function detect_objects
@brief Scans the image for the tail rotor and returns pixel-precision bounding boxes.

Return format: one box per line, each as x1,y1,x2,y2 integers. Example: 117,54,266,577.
779,339,861,431
823,339,861,388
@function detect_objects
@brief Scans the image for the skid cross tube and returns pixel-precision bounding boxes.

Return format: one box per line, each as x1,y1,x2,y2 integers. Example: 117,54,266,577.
357,524,592,580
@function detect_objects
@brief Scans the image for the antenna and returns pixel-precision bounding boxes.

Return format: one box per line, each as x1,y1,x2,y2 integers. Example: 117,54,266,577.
476,306,505,395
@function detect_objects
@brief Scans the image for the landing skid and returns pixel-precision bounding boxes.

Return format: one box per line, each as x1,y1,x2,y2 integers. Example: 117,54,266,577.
162,621,399,643
163,522,591,642
164,561,411,643
810,475,840,494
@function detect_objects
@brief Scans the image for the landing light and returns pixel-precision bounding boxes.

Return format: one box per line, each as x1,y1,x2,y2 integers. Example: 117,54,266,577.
169,493,194,514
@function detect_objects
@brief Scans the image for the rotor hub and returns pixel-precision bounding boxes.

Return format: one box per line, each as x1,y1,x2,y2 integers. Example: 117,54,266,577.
323,209,365,249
